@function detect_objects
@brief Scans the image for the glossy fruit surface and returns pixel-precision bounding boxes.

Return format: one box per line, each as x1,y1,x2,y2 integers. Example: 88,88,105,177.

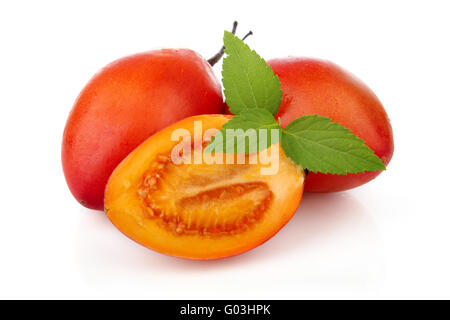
105,115,305,260
62,49,224,210
268,58,394,192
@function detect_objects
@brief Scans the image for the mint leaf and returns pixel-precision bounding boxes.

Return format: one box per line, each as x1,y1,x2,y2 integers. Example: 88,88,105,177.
215,30,386,176
281,115,386,174
205,109,281,154
222,31,282,115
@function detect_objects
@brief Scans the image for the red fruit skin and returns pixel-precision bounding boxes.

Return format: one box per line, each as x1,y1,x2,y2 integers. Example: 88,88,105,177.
62,49,224,210
267,58,394,192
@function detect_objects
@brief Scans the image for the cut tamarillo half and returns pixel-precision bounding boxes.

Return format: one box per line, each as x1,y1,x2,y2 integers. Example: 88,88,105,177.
104,115,305,260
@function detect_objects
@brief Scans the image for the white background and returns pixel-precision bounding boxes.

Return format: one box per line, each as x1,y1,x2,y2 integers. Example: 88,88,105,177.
1,0,449,299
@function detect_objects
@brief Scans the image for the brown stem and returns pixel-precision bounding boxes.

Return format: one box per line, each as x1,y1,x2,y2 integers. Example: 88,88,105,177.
208,21,253,66
241,30,253,42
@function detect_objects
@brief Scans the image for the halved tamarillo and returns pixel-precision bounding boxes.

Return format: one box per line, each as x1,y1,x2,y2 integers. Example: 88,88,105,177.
105,115,305,260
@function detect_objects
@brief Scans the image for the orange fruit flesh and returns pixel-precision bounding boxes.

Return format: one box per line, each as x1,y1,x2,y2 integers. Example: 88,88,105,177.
105,115,305,260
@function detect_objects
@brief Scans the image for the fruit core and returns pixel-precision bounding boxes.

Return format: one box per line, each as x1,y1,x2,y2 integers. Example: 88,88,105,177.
137,153,273,237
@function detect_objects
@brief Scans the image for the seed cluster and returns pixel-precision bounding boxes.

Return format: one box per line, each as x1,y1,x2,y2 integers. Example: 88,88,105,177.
137,153,273,237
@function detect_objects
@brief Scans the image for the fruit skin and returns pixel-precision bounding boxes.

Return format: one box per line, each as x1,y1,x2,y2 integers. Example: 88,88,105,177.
62,49,224,210
105,115,305,260
267,57,394,192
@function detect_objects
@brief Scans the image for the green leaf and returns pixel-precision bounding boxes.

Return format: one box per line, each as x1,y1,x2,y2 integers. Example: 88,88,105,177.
281,115,386,174
205,109,281,154
222,31,282,115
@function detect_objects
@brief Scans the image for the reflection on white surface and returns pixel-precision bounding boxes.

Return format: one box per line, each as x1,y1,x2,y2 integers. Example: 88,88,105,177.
76,192,384,299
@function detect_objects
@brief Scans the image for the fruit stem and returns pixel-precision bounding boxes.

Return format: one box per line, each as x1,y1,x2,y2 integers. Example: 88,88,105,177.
208,21,253,66
242,31,254,41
